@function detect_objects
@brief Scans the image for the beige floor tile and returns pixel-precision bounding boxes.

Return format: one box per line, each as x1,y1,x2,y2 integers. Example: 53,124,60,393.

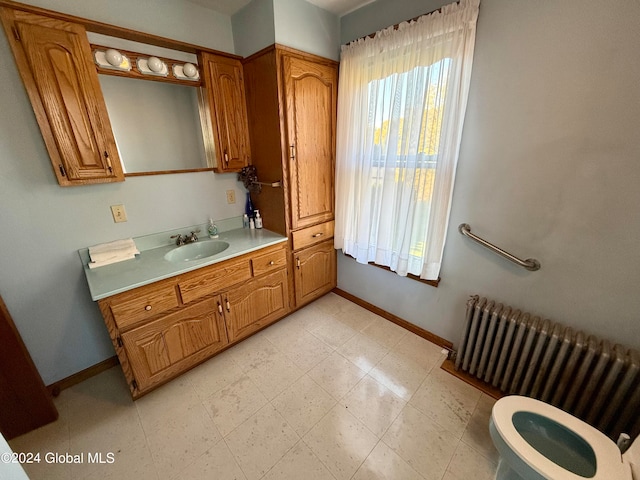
225,404,299,480
352,441,423,480
391,333,447,372
182,349,245,400
226,333,281,372
382,404,459,480
337,333,390,373
442,441,498,480
285,305,334,332
308,351,367,400
409,368,481,438
262,315,308,350
311,293,353,316
272,375,337,437
341,375,406,438
135,376,201,430
331,303,378,332
278,330,334,372
177,438,247,480
262,441,335,480
461,394,499,463
15,441,72,480
310,315,358,349
144,401,221,480
368,351,430,401
203,375,268,436
361,316,407,349
303,405,378,480
75,441,158,480
245,350,304,400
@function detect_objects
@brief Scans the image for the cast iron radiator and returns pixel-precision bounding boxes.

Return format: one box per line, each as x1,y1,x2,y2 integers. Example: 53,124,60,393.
453,295,640,440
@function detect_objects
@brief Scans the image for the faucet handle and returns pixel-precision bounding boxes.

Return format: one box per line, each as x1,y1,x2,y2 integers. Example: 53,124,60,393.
189,230,199,242
170,234,186,246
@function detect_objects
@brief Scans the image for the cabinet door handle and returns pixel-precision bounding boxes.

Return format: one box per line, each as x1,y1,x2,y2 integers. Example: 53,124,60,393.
104,151,113,173
290,144,295,160
225,299,231,312
296,258,301,269
217,302,223,316
312,232,324,238
144,305,152,311
224,150,229,165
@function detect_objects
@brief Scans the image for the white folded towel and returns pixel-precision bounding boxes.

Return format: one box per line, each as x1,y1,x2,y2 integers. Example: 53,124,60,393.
88,238,139,267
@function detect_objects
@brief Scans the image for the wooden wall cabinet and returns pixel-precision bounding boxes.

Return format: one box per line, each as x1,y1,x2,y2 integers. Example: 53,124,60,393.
98,243,289,398
0,8,124,186
200,52,252,172
244,45,338,308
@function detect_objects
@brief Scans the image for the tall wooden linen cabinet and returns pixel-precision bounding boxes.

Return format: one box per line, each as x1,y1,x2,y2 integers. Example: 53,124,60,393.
243,45,338,308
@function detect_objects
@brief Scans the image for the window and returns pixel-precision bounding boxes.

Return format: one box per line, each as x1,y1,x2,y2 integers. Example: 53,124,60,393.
334,0,480,280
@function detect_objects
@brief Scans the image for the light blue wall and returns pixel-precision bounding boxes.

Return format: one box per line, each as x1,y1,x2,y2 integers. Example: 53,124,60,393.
232,0,340,60
0,0,244,384
274,0,340,60
338,0,640,350
232,0,276,58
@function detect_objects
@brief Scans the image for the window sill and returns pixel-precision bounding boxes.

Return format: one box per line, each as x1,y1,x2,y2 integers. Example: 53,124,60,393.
343,253,440,288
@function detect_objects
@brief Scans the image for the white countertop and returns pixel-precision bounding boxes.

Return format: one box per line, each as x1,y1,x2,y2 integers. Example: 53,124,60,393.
80,227,287,301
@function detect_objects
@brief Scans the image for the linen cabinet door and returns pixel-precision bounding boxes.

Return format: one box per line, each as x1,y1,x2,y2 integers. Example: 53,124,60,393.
121,298,228,394
282,55,337,229
223,269,289,343
293,240,336,307
0,8,124,186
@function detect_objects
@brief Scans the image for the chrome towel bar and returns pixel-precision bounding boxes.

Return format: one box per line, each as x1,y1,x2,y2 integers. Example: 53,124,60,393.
458,223,541,271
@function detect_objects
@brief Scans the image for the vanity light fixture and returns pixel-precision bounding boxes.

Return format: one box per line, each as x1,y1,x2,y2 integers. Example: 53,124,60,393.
172,62,200,81
137,56,169,77
93,48,131,71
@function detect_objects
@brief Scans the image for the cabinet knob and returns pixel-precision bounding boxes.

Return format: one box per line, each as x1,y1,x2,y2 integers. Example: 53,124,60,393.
312,232,324,238
225,299,231,313
217,302,223,315
269,261,275,266
145,305,152,311
296,258,301,269
224,151,229,165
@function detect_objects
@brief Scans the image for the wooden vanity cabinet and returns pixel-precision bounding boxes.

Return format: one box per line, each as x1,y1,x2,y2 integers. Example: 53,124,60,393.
0,8,124,186
243,46,338,309
200,52,251,172
98,243,289,398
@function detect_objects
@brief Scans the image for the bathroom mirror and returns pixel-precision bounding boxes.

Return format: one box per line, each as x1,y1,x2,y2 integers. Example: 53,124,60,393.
98,75,211,175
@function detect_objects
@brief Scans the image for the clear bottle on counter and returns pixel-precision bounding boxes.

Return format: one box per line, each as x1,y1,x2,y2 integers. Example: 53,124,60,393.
242,213,249,228
254,210,263,229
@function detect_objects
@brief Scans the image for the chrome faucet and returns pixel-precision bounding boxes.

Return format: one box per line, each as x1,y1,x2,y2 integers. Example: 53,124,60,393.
170,229,200,246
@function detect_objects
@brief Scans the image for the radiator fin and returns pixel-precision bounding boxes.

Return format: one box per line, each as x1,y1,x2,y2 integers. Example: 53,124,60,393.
455,295,640,440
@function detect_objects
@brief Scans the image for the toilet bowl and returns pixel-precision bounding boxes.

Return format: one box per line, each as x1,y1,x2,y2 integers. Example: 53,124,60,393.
489,395,638,480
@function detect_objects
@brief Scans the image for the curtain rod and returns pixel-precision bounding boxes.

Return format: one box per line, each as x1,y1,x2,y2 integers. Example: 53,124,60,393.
345,1,460,46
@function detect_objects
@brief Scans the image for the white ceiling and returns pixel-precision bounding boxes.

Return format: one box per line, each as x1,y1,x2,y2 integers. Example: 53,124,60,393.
186,0,374,17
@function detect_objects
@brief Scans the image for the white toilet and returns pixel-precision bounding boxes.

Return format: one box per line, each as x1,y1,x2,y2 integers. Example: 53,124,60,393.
490,395,639,480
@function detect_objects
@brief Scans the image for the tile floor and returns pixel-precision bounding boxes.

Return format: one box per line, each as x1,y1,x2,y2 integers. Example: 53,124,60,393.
9,293,499,480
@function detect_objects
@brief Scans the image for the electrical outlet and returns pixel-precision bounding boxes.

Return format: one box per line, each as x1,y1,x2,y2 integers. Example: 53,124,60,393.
111,204,127,223
226,190,236,204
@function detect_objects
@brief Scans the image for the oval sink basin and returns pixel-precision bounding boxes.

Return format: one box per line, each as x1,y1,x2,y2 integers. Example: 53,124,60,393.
164,240,229,263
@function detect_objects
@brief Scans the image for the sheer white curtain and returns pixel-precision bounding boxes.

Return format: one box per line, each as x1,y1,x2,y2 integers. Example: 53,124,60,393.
334,0,480,280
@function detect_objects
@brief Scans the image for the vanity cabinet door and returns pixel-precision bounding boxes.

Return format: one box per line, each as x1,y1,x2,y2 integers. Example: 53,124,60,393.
282,55,337,229
224,268,289,343
201,52,251,173
121,298,228,394
0,9,124,186
293,240,336,307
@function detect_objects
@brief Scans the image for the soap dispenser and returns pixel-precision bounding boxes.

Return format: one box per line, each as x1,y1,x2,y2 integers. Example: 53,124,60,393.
207,218,219,238
254,210,263,229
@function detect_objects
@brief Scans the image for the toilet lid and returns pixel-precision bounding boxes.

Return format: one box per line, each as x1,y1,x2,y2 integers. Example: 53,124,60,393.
492,396,631,480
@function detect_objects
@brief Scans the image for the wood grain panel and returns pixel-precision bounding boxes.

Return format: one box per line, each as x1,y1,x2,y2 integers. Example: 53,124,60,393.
178,258,251,304
283,55,337,229
121,298,228,393
109,283,179,330
293,240,336,307
251,248,287,276
200,52,251,172
224,269,289,342
0,8,124,185
291,220,334,251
